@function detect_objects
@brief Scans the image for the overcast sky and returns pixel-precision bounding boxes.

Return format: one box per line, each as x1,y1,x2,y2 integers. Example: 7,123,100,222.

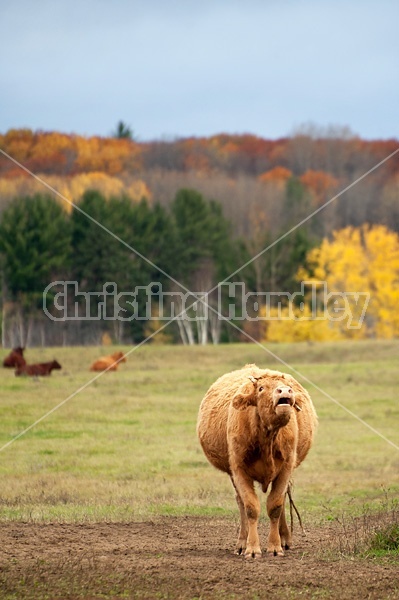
1,0,398,141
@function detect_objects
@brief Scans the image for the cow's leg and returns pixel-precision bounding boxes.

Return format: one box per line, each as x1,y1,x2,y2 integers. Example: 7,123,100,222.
266,472,291,556
278,494,292,550
232,469,261,558
230,477,248,555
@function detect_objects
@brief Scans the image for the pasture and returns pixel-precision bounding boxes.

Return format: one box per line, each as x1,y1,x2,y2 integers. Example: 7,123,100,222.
0,340,398,599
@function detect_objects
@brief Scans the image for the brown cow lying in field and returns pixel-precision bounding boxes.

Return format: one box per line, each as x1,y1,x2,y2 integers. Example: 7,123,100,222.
90,351,127,372
197,364,318,559
3,347,26,368
15,360,62,377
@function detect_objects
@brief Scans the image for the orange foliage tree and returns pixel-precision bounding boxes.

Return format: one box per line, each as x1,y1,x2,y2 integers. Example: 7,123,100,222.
299,170,339,205
258,166,292,186
0,130,142,177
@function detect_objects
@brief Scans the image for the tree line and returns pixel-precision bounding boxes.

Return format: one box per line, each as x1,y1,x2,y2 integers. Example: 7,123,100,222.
1,125,398,346
2,185,399,346
1,126,398,246
1,125,397,181
0,184,318,347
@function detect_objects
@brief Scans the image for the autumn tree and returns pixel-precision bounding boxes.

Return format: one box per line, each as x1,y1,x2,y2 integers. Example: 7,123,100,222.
299,170,339,205
300,225,399,338
266,224,399,342
258,166,292,186
0,172,151,214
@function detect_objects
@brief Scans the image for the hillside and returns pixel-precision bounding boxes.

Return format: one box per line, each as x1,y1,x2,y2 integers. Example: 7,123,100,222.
0,128,398,347
1,127,398,236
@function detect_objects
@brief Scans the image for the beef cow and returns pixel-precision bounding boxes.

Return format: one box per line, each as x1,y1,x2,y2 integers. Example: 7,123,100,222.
197,364,318,558
90,351,126,372
15,360,62,377
3,347,26,368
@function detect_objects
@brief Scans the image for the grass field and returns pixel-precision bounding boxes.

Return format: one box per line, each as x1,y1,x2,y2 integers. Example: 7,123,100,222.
0,340,398,525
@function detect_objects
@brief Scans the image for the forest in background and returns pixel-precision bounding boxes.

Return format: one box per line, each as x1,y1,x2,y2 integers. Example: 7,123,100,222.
0,126,398,346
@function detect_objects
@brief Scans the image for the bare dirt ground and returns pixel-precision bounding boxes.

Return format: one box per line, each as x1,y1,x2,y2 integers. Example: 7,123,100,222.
0,518,398,599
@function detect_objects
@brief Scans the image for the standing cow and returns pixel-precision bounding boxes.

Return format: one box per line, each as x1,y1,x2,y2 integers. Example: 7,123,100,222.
197,364,317,559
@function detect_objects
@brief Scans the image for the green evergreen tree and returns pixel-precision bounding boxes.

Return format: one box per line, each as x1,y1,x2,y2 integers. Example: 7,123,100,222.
71,190,134,290
127,199,177,286
171,188,237,284
122,198,177,340
170,188,244,343
113,120,134,139
0,194,71,344
70,192,178,341
0,194,71,301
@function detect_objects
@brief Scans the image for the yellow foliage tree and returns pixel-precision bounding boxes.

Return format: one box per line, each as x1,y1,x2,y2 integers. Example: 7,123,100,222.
126,179,151,202
265,305,345,343
1,128,34,161
74,136,141,174
0,173,151,214
264,225,399,342
0,129,143,176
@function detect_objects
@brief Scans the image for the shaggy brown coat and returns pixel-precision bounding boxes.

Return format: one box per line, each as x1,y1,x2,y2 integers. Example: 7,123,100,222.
90,351,127,372
15,360,62,377
197,364,318,558
3,347,26,368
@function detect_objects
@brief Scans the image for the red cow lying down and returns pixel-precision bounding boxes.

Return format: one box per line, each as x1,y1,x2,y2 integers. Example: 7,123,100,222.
90,351,127,372
15,360,62,377
197,364,318,559
3,347,26,368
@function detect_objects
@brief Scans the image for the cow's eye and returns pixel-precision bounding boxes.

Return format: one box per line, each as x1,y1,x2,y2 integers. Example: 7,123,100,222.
259,386,264,392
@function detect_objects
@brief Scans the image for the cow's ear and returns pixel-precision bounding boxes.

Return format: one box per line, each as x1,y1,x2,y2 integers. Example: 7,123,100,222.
232,382,257,410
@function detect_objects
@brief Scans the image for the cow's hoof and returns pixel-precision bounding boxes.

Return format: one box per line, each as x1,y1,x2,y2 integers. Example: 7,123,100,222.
244,550,262,560
267,548,285,557
235,540,247,555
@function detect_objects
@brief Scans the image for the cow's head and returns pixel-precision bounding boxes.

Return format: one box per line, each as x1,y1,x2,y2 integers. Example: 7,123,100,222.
13,347,25,354
232,375,298,429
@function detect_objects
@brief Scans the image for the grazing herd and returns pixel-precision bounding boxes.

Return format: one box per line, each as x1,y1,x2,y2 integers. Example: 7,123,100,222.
3,346,317,558
2,347,127,377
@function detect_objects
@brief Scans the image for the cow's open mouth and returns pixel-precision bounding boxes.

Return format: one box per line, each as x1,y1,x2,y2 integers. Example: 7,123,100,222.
277,398,291,406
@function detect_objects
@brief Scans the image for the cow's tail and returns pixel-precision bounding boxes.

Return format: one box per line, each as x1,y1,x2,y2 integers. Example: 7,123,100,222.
287,481,306,535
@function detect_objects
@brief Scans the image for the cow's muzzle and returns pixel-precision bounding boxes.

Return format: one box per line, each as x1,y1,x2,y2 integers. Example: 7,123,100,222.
273,386,295,410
